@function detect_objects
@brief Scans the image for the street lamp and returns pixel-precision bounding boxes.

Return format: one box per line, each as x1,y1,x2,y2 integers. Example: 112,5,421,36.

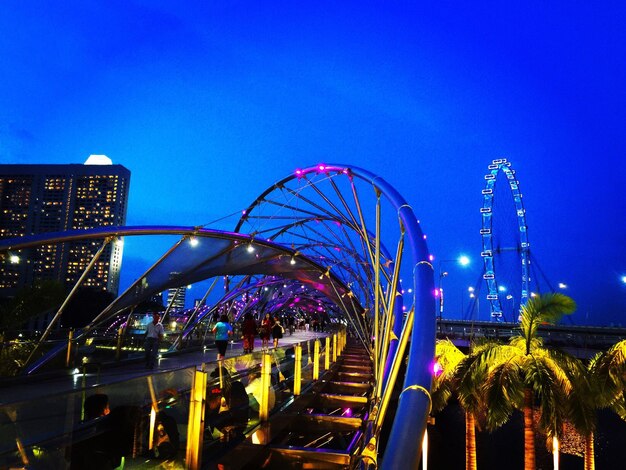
437,255,471,320
468,286,479,320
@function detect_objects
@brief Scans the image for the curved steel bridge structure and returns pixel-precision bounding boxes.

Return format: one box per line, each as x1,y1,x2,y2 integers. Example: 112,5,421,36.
0,164,435,469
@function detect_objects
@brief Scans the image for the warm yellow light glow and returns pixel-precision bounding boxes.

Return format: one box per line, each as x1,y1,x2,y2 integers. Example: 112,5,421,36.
422,428,428,470
553,435,559,469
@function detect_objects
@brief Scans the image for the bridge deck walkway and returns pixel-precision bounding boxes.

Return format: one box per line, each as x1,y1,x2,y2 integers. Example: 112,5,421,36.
0,330,328,406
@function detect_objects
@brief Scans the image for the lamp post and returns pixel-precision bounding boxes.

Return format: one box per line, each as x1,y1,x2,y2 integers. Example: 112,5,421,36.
468,286,479,321
437,255,470,320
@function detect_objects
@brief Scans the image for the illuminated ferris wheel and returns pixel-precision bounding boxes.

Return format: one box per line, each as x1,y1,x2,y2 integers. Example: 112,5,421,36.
480,159,531,321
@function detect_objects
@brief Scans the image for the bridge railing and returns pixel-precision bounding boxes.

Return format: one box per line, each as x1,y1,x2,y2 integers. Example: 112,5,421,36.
0,331,346,469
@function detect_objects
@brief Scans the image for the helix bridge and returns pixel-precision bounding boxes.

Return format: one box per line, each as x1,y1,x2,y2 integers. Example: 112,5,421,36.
0,164,436,469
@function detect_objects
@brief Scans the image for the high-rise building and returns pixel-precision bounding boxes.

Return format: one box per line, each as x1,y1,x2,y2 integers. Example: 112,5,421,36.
0,156,130,296
164,273,187,312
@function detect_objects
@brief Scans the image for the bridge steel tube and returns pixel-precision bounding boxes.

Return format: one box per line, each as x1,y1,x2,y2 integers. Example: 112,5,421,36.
316,167,435,469
235,163,436,466
281,164,435,467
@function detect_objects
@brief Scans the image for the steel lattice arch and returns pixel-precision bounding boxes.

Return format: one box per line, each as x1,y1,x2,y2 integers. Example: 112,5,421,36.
0,163,436,469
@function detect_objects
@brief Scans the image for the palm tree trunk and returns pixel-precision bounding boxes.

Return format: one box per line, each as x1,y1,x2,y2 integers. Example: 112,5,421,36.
465,410,477,470
584,432,595,470
523,388,535,470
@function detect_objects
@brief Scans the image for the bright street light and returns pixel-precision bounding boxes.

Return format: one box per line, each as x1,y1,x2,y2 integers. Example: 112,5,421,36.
468,286,479,320
558,282,567,289
437,255,471,320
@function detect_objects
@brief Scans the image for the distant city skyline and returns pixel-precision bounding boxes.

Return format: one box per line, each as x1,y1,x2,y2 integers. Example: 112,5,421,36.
0,161,130,296
1,3,624,325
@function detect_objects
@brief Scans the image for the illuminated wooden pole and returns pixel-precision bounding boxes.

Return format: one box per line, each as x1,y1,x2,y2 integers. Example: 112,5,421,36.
339,329,345,354
115,326,124,361
147,376,158,451
260,352,271,421
341,329,345,354
313,340,320,380
186,368,207,470
333,334,337,362
294,344,302,396
325,337,331,371
65,329,74,367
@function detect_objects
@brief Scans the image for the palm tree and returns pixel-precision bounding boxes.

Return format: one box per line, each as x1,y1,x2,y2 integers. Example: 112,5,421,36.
431,339,465,412
432,339,485,470
570,339,626,470
473,293,577,470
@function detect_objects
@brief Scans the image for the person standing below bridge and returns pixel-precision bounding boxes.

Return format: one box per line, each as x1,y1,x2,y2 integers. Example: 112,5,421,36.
145,313,164,369
212,314,233,360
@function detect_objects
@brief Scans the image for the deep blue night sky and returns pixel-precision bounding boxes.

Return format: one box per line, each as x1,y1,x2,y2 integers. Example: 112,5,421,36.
1,2,625,325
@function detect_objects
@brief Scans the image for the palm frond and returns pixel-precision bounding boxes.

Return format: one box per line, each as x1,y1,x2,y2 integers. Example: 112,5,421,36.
612,393,626,422
455,352,489,413
482,358,524,430
590,340,626,410
525,355,570,437
431,339,467,413
519,293,576,354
